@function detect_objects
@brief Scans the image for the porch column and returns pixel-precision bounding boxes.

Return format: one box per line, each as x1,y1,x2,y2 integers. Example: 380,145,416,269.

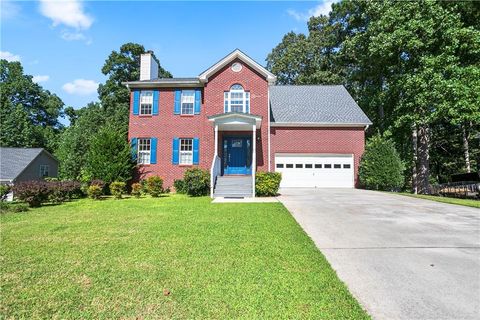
252,124,256,198
214,124,218,156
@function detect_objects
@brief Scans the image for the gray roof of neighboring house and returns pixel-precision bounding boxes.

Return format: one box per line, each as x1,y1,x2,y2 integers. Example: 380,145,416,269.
269,85,372,125
0,148,54,181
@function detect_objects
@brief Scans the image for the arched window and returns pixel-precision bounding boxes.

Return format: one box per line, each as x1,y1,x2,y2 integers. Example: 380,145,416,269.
224,84,250,113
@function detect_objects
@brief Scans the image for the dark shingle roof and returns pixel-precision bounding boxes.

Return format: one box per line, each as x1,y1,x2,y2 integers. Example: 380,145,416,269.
0,148,44,181
269,85,372,125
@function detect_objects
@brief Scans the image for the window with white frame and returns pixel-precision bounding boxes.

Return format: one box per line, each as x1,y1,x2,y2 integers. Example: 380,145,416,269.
140,91,153,115
179,138,193,165
39,165,49,177
137,138,151,164
181,90,195,115
224,84,250,113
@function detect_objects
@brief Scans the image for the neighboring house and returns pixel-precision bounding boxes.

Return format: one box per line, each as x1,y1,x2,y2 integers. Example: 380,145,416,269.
125,49,371,198
0,148,59,201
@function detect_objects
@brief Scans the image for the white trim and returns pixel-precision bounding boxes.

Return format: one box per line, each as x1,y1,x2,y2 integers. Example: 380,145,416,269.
199,49,277,84
267,88,271,172
270,122,371,128
252,124,256,198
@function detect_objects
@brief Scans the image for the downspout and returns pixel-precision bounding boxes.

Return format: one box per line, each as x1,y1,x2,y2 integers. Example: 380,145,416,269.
267,86,271,172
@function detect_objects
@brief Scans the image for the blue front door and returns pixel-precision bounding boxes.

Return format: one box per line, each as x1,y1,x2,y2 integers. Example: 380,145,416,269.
224,137,252,175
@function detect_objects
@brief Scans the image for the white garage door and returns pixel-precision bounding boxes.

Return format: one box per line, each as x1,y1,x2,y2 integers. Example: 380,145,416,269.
275,154,354,188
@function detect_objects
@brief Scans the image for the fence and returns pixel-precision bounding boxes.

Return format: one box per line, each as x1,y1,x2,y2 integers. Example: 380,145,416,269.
430,181,480,199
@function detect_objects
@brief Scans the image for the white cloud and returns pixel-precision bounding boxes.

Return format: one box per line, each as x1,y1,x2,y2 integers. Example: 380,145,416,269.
287,0,339,21
61,30,86,41
1,0,21,20
62,79,99,95
0,51,21,62
39,0,93,30
32,75,50,83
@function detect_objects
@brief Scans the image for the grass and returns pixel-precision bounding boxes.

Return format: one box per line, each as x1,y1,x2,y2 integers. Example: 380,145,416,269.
396,193,480,209
1,195,369,319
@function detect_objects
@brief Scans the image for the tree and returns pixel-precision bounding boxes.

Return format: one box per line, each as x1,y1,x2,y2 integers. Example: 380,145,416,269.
359,135,404,191
0,60,64,151
83,124,135,184
98,43,172,129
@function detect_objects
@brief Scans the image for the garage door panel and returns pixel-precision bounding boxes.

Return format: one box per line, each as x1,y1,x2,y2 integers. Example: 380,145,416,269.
275,154,354,188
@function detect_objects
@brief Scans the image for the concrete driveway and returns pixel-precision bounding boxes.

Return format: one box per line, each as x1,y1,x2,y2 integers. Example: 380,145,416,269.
278,188,480,320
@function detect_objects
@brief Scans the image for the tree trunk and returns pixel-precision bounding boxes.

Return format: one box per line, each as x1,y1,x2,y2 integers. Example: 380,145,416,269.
462,124,471,173
378,105,385,133
412,125,418,194
417,124,430,194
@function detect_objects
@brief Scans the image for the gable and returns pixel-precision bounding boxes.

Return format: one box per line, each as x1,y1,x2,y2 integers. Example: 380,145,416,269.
199,49,276,84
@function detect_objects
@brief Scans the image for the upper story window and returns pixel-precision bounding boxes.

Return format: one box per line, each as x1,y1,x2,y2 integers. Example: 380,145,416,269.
138,138,151,164
39,165,49,177
181,90,195,115
224,84,250,113
140,91,153,115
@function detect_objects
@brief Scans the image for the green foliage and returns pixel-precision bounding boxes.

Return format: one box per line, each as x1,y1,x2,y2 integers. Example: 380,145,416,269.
359,135,404,191
0,202,29,213
0,185,11,201
0,60,64,152
12,181,50,207
183,168,210,197
255,172,282,197
83,125,135,185
110,181,126,199
173,179,187,194
145,176,164,197
87,185,102,200
130,183,142,198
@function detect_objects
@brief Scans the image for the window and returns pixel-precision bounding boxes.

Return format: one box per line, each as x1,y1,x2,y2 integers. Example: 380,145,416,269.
276,163,284,168
295,164,303,168
224,84,250,113
138,139,151,164
39,165,49,177
286,164,294,168
325,164,332,168
343,164,351,169
181,90,194,115
315,164,322,168
140,91,153,115
180,138,193,165
305,164,313,168
334,164,341,169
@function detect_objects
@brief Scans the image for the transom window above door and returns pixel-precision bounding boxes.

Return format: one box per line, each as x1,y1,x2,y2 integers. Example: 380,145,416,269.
224,84,250,113
181,90,195,115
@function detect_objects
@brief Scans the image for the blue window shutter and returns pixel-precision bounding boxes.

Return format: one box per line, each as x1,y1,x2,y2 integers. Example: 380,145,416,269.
152,90,159,115
194,89,201,114
133,91,140,115
193,138,199,165
131,138,138,161
150,138,157,164
174,90,181,115
172,138,179,164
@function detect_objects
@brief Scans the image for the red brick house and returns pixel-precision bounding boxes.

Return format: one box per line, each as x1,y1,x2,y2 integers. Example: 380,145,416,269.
125,49,371,198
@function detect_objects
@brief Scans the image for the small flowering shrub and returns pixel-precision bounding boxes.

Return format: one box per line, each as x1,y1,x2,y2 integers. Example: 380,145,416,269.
145,176,164,197
173,179,187,194
12,181,50,207
183,169,210,196
87,185,102,200
110,181,126,199
131,183,142,198
255,172,282,197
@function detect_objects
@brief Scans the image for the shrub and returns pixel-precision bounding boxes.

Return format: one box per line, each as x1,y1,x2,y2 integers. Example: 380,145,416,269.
145,176,164,197
359,134,404,191
110,181,126,199
62,181,83,199
0,184,11,201
48,181,68,204
131,183,142,198
173,179,187,194
87,185,102,200
255,172,282,196
90,179,105,188
12,181,50,207
183,168,210,196
0,202,28,213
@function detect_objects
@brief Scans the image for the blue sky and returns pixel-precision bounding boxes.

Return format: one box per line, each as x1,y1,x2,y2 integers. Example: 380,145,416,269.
1,0,336,112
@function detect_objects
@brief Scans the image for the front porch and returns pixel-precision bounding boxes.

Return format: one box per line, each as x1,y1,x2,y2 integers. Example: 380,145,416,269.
208,113,262,198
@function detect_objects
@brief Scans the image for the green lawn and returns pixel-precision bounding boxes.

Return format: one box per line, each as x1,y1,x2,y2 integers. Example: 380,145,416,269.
396,193,480,208
1,195,369,319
